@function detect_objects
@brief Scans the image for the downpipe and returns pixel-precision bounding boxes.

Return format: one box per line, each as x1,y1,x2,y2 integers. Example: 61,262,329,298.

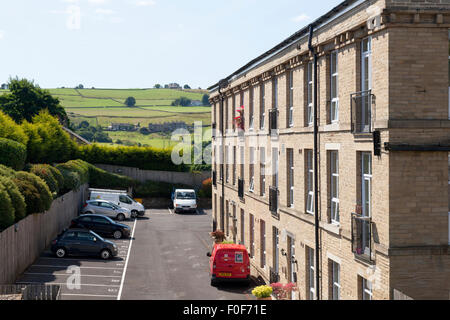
308,24,321,301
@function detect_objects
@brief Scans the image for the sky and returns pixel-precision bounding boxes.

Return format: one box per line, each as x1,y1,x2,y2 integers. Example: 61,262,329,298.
0,0,342,89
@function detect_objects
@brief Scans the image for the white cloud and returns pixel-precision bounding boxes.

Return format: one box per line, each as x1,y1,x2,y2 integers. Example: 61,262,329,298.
136,0,156,6
0,30,4,40
88,0,108,5
292,13,310,23
66,5,81,30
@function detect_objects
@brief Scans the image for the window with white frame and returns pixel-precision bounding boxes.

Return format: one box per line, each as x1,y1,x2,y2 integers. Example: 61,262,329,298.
232,94,236,131
362,278,373,300
232,146,236,185
260,147,266,196
225,98,229,132
272,147,279,188
306,150,314,214
330,51,339,123
249,147,255,192
288,70,294,127
260,82,266,129
307,62,314,126
287,148,294,207
308,247,315,300
330,151,340,224
331,260,340,300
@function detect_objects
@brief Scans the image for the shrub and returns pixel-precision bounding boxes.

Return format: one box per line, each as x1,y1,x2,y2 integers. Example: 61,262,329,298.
47,165,64,192
29,164,59,195
0,138,27,170
0,164,15,177
0,110,29,145
13,171,52,215
0,176,26,222
87,165,135,189
200,178,212,198
0,183,14,230
56,160,89,185
56,167,81,193
251,285,273,299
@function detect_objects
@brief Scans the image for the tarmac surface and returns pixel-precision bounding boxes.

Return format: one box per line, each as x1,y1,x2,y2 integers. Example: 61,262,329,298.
16,208,256,300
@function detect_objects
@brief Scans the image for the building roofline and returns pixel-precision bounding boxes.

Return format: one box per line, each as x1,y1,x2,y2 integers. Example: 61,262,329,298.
208,0,363,93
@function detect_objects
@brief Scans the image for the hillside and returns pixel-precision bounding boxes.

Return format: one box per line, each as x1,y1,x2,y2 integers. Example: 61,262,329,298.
2,88,212,148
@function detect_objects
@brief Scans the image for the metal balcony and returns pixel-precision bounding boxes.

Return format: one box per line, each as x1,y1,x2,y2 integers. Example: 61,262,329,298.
351,90,375,134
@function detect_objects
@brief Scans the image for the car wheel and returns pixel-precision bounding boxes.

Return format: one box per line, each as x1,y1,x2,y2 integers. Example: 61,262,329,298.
100,249,111,260
116,213,125,221
210,278,218,287
131,210,138,219
55,247,66,258
113,230,123,239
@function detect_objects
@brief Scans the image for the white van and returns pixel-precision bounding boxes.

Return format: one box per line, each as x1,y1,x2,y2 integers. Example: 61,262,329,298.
89,189,145,218
172,189,197,213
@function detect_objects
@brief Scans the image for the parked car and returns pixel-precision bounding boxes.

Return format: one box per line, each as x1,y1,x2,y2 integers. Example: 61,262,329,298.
70,214,131,239
207,244,251,286
51,228,118,260
81,200,131,221
172,189,197,213
89,188,145,218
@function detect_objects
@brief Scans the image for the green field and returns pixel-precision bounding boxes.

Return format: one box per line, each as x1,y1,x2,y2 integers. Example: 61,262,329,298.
1,87,212,148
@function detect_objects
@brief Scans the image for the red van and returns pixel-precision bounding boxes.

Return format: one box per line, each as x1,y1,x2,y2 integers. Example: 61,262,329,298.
207,244,251,286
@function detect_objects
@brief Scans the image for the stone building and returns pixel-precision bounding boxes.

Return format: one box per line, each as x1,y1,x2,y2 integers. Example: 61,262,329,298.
209,0,450,300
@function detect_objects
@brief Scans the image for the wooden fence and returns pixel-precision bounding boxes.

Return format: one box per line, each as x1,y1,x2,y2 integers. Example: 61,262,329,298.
0,185,88,284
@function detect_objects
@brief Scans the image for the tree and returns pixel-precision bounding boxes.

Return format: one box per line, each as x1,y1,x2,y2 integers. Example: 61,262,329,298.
171,97,192,107
202,94,211,106
76,84,84,89
79,120,90,129
154,84,161,89
0,78,68,124
125,96,136,107
184,84,191,89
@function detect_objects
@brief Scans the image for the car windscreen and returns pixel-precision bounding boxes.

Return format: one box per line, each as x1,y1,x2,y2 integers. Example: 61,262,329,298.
176,192,196,199
89,230,105,242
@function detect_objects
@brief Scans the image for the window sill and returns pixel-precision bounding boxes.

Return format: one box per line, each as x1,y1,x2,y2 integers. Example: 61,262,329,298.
322,222,341,236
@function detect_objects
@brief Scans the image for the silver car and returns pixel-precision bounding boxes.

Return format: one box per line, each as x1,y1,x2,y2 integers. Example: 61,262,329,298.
81,200,131,221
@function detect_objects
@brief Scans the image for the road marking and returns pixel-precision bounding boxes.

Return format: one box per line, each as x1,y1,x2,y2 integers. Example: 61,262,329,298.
23,272,121,278
38,257,122,263
17,281,120,287
117,218,137,300
31,265,123,270
61,293,116,298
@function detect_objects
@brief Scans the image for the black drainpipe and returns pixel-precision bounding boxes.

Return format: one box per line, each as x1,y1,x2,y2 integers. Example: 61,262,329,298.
308,24,320,301
218,79,228,233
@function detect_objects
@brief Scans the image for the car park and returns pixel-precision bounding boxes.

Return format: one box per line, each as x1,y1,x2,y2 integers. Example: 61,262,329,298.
82,200,131,221
70,214,131,239
51,228,118,260
89,189,145,218
207,244,251,286
172,189,197,213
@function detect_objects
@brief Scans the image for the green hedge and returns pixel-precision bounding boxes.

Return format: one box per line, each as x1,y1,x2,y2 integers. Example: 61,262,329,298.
0,110,28,145
56,167,82,193
29,164,60,196
134,180,193,198
0,138,27,170
0,183,14,230
0,176,26,222
0,164,15,177
77,144,189,172
13,172,52,215
87,165,135,189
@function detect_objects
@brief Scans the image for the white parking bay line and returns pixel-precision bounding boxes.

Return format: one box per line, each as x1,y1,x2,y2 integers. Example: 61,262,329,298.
61,293,116,298
117,218,137,300
24,272,122,278
32,265,123,270
17,281,120,288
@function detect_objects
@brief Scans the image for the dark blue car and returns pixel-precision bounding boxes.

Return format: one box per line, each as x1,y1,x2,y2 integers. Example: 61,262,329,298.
51,228,118,260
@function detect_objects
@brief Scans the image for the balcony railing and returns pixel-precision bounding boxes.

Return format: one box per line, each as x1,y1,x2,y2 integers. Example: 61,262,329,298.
269,109,278,135
269,186,278,216
269,267,280,284
351,90,375,134
238,178,244,199
351,213,373,262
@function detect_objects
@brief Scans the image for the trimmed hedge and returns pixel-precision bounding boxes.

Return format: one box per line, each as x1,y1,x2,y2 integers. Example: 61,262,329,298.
56,167,82,194
0,110,28,145
134,180,193,198
29,164,60,196
0,183,14,230
87,165,135,189
13,172,52,215
77,144,189,172
0,176,26,222
0,138,27,170
0,164,15,177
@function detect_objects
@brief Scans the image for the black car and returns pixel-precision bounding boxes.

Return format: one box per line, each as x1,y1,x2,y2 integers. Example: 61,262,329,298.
51,228,118,260
71,214,131,239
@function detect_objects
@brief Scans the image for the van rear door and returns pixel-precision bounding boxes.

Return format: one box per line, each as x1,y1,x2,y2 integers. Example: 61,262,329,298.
215,249,248,279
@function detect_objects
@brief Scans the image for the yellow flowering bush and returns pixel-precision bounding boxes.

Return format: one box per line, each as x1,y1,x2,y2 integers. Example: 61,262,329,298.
252,285,273,298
